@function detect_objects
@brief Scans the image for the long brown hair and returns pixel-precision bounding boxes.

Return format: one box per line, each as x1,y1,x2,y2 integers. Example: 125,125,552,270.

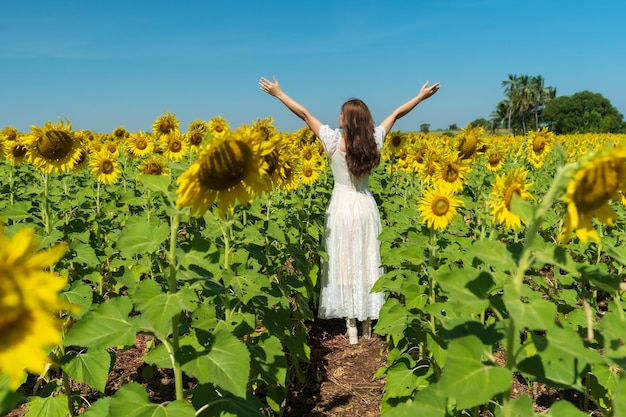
341,99,380,177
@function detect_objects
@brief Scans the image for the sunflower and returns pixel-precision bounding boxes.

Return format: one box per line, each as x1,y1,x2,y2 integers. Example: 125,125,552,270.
25,120,84,173
382,130,406,159
559,149,626,244
186,120,208,151
3,135,29,166
457,123,485,160
489,167,534,230
138,156,170,176
160,130,188,162
417,182,464,230
300,159,321,186
526,127,554,169
152,112,180,139
251,117,277,142
90,149,122,184
126,131,155,159
432,152,471,192
485,147,506,172
176,124,273,218
0,227,68,389
112,126,129,141
1,127,18,159
207,116,230,139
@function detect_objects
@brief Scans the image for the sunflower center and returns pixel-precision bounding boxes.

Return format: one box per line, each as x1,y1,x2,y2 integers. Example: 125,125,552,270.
136,138,148,150
198,140,251,190
100,160,115,174
169,139,183,153
190,132,204,146
12,145,27,158
431,196,450,216
264,149,279,175
532,137,546,153
38,130,73,160
488,153,502,166
574,160,623,212
303,149,313,160
391,135,402,147
442,164,459,182
160,120,176,134
303,166,314,177
143,161,164,175
459,137,477,158
0,274,26,329
504,184,522,210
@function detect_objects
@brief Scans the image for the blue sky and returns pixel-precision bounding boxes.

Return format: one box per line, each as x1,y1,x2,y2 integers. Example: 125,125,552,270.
1,0,625,134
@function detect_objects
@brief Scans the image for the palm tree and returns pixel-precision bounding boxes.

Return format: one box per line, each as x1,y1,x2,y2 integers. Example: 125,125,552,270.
514,75,533,134
501,74,518,133
490,100,509,134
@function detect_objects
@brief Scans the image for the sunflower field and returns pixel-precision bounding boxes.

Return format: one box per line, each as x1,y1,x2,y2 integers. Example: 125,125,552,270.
1,115,626,417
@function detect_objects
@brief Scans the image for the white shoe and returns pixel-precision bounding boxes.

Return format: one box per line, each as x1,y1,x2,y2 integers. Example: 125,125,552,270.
346,318,358,345
361,318,372,339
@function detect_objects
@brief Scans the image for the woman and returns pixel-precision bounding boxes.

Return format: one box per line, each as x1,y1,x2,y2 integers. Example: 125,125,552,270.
259,76,440,344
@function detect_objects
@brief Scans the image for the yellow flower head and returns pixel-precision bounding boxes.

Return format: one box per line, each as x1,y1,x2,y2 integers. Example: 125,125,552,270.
138,156,170,176
176,124,273,218
160,130,188,162
89,149,122,184
560,149,626,244
526,127,554,168
25,120,84,173
489,167,534,230
208,116,230,139
0,228,68,389
125,131,155,159
152,112,180,138
418,182,464,230
433,152,471,192
457,123,485,160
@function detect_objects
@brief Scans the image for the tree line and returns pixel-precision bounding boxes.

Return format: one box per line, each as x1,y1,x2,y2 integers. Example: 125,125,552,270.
468,74,625,135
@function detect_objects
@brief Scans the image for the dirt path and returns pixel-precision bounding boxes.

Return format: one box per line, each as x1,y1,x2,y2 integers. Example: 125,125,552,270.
284,318,387,416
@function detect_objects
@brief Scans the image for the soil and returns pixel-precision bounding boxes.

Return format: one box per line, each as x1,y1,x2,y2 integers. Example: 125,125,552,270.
5,318,602,417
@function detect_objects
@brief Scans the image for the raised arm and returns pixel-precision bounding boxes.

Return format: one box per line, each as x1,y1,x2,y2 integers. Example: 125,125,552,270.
259,76,322,137
380,81,440,134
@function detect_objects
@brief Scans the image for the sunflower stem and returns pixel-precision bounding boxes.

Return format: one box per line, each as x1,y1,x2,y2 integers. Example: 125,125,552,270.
216,215,232,320
428,228,437,333
96,181,101,216
167,211,184,402
41,171,51,235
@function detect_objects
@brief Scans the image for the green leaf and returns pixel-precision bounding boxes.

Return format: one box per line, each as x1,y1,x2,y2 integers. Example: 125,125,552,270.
0,375,24,416
108,382,194,417
436,269,494,314
385,355,419,398
61,349,111,392
116,222,169,258
510,193,537,227
80,397,111,417
546,399,589,416
374,298,408,346
382,385,446,417
192,384,265,417
136,174,172,195
135,289,197,337
436,335,511,409
70,241,100,267
25,394,69,417
503,283,557,331
60,280,93,320
177,325,250,398
613,377,626,417
517,326,604,390
64,296,137,349
466,239,517,272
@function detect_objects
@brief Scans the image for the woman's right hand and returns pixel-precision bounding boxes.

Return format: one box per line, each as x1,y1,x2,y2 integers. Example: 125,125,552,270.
259,76,281,97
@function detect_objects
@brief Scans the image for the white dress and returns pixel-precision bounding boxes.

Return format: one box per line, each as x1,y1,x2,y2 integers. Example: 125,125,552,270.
317,124,386,321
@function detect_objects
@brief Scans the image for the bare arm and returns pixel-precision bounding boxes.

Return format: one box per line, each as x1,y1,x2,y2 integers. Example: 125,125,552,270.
380,81,440,134
259,76,322,137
